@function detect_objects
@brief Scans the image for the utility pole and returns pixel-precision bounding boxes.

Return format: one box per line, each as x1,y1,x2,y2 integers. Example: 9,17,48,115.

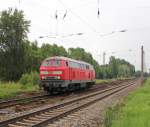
141,45,144,78
103,52,106,65
103,52,106,79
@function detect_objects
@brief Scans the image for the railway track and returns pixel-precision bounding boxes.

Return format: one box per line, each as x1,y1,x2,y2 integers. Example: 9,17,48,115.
0,95,49,110
0,80,126,110
0,79,138,127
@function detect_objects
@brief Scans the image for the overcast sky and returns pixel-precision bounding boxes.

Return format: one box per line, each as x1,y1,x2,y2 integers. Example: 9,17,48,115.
1,0,150,71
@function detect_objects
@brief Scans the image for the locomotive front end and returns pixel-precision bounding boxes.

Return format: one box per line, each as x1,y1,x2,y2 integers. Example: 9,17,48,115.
40,57,67,93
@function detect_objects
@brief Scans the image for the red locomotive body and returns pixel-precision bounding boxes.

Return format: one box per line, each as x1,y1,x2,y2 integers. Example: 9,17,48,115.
40,56,95,93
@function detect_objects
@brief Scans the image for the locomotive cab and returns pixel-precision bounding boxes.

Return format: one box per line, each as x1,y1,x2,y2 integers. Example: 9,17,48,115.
40,57,69,93
40,59,64,80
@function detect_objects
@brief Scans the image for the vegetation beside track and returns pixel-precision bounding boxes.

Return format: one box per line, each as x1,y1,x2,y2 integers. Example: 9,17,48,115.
96,79,111,84
0,82,39,99
102,78,150,127
96,77,133,84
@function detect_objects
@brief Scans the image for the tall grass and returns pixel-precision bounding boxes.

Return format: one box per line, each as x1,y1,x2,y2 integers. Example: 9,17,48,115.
103,78,150,127
0,82,39,99
96,79,110,84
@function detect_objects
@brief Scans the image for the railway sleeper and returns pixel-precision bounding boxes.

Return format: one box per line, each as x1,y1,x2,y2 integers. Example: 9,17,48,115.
28,117,43,121
40,113,53,117
34,115,49,119
8,124,26,127
43,112,61,115
23,119,39,124
16,121,33,126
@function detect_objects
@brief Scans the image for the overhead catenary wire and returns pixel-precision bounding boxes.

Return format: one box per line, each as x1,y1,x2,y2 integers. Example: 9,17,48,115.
97,0,100,18
58,0,127,38
63,10,67,20
57,0,101,35
18,0,125,38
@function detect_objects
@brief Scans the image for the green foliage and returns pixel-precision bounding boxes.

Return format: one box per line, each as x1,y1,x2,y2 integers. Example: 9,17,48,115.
68,47,93,63
104,105,121,127
19,71,39,85
99,56,135,79
0,8,30,81
40,43,68,59
24,41,42,72
0,82,38,99
96,79,111,84
103,78,150,127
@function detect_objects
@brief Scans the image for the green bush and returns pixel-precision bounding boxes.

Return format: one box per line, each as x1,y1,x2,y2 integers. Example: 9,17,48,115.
19,71,39,85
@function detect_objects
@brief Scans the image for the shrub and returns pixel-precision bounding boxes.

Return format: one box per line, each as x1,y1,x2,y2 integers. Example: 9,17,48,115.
19,71,39,85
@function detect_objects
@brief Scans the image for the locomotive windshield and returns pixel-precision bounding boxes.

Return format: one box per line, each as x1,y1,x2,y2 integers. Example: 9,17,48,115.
42,59,61,67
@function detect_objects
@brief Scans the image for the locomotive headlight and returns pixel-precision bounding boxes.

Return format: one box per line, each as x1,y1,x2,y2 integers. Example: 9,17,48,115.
56,76,61,79
40,71,48,74
41,76,46,79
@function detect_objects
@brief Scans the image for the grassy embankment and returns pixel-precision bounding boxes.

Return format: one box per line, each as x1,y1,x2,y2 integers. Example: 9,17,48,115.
0,82,39,99
103,78,150,127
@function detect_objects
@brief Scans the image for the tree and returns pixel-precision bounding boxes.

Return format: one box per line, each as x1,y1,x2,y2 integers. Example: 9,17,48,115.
0,8,30,81
109,56,118,78
98,56,135,79
40,43,68,59
24,41,42,72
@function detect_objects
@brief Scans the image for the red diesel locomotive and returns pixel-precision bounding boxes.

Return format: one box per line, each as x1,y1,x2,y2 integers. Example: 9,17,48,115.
40,56,95,93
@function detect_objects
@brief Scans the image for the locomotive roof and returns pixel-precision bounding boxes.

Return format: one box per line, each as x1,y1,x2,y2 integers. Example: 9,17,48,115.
45,56,92,66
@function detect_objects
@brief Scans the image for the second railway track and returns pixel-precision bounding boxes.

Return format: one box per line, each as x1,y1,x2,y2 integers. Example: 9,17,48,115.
0,79,138,127
0,95,49,110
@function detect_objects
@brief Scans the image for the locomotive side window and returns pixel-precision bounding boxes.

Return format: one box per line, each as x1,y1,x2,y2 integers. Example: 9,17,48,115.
83,64,86,69
80,64,83,69
79,64,86,70
86,65,89,70
68,61,81,68
67,60,92,70
42,59,61,66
